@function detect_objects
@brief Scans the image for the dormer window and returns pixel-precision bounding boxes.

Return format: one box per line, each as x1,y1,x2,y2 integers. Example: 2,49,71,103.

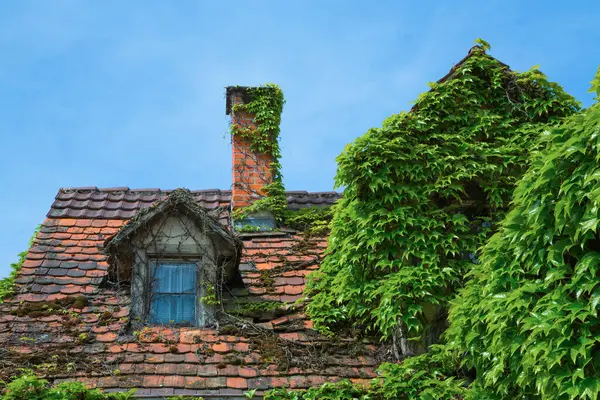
149,260,198,325
104,189,241,328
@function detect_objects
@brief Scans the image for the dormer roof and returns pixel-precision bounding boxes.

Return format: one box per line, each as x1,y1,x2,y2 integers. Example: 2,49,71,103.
103,188,240,257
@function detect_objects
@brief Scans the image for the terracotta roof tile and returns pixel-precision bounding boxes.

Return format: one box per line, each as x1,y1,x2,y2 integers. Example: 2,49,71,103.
0,187,385,398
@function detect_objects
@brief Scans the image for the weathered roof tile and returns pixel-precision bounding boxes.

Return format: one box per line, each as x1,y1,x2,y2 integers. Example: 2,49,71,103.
48,187,340,219
0,186,384,397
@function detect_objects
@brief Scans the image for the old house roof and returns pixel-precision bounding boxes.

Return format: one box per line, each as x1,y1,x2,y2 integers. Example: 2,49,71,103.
0,186,377,399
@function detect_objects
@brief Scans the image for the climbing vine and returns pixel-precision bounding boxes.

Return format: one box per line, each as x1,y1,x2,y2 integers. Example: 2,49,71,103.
237,207,335,235
265,345,468,399
230,84,287,221
305,40,581,356
444,66,600,398
0,226,40,303
282,207,334,235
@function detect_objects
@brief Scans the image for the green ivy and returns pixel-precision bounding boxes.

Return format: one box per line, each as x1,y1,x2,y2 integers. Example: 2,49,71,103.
266,380,375,400
0,374,136,400
199,283,219,306
0,225,40,303
231,84,287,221
282,207,334,235
305,41,580,354
375,354,467,400
264,345,467,399
236,224,273,233
228,300,283,317
236,206,334,235
445,66,600,399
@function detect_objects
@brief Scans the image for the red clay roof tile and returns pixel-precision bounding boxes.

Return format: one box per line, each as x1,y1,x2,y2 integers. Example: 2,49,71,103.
0,187,386,397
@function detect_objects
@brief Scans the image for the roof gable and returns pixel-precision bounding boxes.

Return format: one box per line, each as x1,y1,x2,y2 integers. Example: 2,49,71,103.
436,45,509,84
103,188,239,256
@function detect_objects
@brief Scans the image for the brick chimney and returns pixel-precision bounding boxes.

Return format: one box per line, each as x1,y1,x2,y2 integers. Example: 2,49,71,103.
226,87,274,210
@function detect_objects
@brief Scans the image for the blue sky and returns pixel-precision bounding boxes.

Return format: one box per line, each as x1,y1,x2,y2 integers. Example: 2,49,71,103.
1,0,599,278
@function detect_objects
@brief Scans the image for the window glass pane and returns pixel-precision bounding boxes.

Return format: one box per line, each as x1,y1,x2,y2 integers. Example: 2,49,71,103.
234,211,275,231
150,262,197,325
150,294,195,324
153,263,196,293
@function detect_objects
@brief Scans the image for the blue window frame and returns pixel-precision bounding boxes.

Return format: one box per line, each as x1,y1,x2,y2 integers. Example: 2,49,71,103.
149,261,197,325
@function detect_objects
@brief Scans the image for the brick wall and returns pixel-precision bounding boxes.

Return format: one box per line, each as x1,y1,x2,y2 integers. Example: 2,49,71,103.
229,89,274,209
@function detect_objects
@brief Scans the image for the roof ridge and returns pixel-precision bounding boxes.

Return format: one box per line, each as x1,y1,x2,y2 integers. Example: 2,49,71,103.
49,188,341,220
58,187,341,196
436,45,510,85
409,45,511,113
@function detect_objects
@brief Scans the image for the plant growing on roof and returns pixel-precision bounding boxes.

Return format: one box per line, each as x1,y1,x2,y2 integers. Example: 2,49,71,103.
444,66,600,398
199,283,219,306
230,84,287,221
281,207,334,235
0,226,40,303
0,373,137,399
264,349,468,400
305,40,581,357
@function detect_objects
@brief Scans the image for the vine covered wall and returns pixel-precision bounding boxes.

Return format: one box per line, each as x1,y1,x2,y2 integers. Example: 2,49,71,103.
305,40,580,357
445,67,600,398
268,48,599,400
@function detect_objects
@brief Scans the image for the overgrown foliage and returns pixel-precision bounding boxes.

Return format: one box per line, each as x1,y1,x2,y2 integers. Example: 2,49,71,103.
1,373,257,399
237,207,334,235
266,380,374,400
0,374,136,400
0,226,40,303
231,84,287,221
265,346,467,399
305,41,581,356
282,207,334,235
445,67,600,399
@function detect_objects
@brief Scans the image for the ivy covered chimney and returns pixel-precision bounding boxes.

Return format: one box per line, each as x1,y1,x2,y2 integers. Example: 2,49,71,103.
226,87,272,208
225,85,286,227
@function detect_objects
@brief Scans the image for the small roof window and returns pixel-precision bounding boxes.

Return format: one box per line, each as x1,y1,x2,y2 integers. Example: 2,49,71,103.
234,211,275,232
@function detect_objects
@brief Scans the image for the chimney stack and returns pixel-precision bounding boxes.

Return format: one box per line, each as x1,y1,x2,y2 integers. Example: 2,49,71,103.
226,87,274,210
